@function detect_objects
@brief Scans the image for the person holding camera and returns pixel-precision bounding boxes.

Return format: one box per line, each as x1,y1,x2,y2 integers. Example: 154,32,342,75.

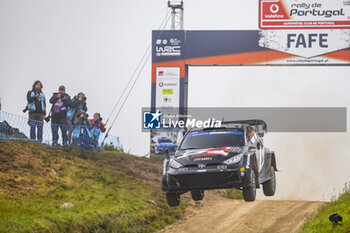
26,80,46,142
49,85,72,146
89,113,106,148
72,110,92,149
67,92,87,123
74,111,91,126
90,113,106,132
67,92,87,144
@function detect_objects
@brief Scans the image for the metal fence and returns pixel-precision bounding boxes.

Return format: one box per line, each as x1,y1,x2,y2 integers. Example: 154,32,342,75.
0,110,120,150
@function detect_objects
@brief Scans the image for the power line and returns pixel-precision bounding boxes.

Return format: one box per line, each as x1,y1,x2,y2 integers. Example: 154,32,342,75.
101,11,172,146
104,10,171,126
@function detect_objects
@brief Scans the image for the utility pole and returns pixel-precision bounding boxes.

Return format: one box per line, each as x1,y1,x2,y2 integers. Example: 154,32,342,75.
168,1,184,30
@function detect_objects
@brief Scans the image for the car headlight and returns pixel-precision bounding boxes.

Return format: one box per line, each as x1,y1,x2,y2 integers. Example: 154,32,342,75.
223,154,243,165
169,159,183,169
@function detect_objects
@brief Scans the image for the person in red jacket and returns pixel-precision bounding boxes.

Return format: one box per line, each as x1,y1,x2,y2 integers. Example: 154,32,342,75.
90,113,106,132
90,113,106,148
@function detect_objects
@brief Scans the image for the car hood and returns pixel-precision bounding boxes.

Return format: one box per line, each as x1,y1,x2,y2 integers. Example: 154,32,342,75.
174,147,243,165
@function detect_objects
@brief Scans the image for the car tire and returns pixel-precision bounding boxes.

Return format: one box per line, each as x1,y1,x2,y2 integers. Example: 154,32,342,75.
243,169,257,202
166,192,180,207
191,190,204,201
263,166,276,196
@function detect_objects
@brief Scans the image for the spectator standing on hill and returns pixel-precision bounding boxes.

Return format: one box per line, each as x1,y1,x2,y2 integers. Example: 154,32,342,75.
90,113,106,132
49,85,72,146
26,80,46,142
90,113,106,148
72,110,92,149
67,92,87,144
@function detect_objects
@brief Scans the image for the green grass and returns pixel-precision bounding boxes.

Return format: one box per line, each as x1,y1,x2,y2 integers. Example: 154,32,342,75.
225,188,243,200
300,182,350,233
0,141,187,233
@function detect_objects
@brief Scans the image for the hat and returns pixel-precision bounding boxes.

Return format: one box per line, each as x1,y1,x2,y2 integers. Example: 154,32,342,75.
59,85,65,91
78,92,85,98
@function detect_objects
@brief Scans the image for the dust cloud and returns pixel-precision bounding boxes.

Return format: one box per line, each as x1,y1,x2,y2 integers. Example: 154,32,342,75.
258,133,350,201
189,66,350,201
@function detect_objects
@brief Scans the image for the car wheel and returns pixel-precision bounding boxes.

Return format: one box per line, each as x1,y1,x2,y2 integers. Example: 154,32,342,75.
166,192,180,206
243,169,257,202
263,166,276,196
191,190,204,201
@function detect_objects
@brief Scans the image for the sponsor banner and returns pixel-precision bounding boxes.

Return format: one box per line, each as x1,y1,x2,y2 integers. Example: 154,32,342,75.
174,30,350,65
259,29,350,58
156,67,180,108
259,0,350,29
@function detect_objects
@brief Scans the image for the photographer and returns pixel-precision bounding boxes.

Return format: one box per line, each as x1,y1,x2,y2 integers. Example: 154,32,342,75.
73,111,91,126
89,113,106,148
72,110,92,149
26,80,46,142
90,113,106,132
49,85,72,146
67,92,87,144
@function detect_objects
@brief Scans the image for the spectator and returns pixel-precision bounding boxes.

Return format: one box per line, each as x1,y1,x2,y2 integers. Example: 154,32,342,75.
74,111,91,126
90,113,106,148
72,110,92,149
67,92,87,122
90,113,106,132
49,85,72,146
26,80,46,142
67,92,87,144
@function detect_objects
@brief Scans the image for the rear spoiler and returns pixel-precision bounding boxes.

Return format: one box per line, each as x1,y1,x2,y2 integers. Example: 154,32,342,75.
221,119,267,136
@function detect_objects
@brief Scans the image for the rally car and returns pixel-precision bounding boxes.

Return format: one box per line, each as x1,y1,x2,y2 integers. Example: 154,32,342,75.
154,136,178,154
161,120,277,206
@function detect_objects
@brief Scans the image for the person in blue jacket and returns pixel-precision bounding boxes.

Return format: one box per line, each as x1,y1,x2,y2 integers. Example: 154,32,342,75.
67,92,87,144
26,80,46,142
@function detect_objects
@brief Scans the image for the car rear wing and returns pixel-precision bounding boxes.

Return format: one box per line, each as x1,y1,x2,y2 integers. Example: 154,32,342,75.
221,119,267,137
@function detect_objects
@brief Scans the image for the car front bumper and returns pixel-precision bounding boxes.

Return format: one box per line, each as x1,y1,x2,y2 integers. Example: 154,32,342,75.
162,165,252,192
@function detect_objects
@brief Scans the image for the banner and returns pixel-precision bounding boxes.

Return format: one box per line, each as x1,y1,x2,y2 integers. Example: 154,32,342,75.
155,67,180,108
259,0,350,29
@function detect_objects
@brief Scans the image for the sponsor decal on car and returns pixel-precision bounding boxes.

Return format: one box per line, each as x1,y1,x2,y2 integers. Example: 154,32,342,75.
194,157,213,162
185,147,232,158
191,153,218,158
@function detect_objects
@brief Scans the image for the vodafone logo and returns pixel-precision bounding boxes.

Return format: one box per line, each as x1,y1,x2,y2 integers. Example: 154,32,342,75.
270,4,279,13
159,82,164,87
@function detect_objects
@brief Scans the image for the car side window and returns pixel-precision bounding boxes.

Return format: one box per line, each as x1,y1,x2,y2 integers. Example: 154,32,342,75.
246,127,256,145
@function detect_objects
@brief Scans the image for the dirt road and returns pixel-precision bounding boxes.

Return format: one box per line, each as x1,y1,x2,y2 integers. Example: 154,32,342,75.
98,153,324,233
158,191,324,233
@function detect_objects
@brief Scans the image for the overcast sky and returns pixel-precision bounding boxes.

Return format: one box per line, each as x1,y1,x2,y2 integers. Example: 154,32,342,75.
1,0,349,200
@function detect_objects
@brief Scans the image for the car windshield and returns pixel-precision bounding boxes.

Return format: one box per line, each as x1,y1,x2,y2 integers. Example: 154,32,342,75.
158,138,172,143
179,130,244,150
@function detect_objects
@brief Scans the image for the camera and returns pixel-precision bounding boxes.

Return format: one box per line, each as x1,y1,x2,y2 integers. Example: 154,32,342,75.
98,117,102,121
23,106,28,113
329,213,342,225
82,97,87,101
45,116,51,122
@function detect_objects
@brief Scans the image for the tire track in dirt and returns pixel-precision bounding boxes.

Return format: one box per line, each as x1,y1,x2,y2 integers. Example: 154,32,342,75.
158,191,324,233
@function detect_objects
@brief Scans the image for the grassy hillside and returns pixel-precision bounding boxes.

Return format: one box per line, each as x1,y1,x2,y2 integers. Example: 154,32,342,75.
300,183,350,233
0,141,187,233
